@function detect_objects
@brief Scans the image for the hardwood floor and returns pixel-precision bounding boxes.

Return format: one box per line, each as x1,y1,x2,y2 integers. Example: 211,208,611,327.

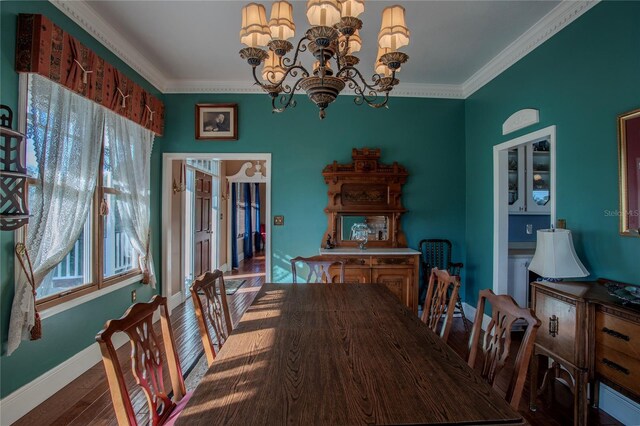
15,259,621,425
14,255,265,426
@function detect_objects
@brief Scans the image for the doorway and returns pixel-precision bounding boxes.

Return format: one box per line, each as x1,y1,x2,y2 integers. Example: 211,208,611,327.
493,126,556,304
162,153,271,309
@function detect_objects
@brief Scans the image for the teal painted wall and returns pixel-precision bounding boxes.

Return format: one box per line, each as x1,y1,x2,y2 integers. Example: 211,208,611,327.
160,93,467,283
0,1,164,397
0,2,467,398
464,1,640,306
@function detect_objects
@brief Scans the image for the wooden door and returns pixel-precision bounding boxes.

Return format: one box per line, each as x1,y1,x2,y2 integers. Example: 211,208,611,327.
194,171,213,277
372,267,414,310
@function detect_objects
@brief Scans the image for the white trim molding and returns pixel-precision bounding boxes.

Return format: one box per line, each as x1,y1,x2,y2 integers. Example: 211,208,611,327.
599,384,640,425
462,0,600,97
503,109,540,135
49,0,598,99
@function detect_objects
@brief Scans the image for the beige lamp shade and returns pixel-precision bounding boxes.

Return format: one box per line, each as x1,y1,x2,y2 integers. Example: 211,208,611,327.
306,0,342,27
378,5,410,51
340,0,365,18
528,229,589,279
269,1,295,40
375,46,400,76
262,50,286,82
339,29,362,54
240,3,271,47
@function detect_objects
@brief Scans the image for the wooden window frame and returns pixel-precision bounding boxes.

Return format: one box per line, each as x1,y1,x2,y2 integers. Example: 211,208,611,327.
24,118,142,312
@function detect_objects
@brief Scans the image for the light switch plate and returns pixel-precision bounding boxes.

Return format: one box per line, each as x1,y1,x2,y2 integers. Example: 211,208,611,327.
274,215,284,226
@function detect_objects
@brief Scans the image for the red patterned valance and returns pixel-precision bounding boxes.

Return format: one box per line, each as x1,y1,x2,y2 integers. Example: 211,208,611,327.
15,14,164,136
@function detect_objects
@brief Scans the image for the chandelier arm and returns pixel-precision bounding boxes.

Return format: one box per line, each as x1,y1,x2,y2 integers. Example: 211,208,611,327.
271,77,306,113
282,37,309,68
341,75,391,109
336,66,382,92
277,64,310,85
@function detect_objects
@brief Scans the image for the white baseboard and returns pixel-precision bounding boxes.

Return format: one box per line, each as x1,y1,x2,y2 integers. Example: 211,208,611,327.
0,293,188,425
168,291,185,313
463,302,493,330
599,384,640,425
0,331,128,425
219,263,229,273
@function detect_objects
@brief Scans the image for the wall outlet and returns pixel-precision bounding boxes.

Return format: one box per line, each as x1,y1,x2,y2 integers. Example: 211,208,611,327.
526,224,533,235
131,290,137,303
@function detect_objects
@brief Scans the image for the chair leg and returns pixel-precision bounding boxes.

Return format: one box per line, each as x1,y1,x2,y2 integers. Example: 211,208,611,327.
455,295,470,336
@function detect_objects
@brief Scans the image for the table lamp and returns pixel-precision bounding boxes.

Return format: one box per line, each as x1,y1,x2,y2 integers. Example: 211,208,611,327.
528,229,589,282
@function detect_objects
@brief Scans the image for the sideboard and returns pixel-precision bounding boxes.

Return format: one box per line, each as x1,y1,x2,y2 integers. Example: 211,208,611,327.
319,248,420,314
530,279,640,425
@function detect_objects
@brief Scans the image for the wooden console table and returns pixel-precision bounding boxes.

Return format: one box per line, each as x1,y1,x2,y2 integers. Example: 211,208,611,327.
530,279,640,425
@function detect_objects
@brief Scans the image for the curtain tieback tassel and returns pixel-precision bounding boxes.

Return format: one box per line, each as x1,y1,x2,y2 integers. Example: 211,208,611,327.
145,104,155,123
116,88,130,109
73,59,93,84
15,243,42,341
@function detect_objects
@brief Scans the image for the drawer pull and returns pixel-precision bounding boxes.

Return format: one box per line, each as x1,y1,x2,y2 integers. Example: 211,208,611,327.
548,315,558,337
602,358,630,375
602,327,630,341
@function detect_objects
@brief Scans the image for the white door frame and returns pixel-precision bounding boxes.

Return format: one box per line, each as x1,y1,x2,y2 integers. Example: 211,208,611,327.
492,126,556,295
226,162,268,270
162,153,272,301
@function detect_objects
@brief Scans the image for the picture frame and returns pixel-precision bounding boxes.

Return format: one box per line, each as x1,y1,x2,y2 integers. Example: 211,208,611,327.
617,108,640,237
195,103,238,140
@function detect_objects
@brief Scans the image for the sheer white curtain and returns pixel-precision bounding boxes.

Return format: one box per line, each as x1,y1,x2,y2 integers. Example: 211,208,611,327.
7,75,104,355
104,112,156,286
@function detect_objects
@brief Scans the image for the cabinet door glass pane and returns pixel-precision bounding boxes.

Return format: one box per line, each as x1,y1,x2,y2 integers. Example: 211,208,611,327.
508,149,519,206
531,141,550,206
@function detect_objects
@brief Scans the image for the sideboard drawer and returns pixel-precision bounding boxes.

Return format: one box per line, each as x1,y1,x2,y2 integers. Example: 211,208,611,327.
374,256,415,266
534,290,577,366
596,344,640,396
343,257,370,267
595,310,640,357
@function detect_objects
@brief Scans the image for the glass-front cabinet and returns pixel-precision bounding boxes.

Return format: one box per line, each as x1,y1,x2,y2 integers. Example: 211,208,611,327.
508,147,525,213
508,140,551,214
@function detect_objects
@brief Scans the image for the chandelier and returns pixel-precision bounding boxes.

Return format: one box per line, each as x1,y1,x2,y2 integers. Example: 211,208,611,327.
238,0,410,119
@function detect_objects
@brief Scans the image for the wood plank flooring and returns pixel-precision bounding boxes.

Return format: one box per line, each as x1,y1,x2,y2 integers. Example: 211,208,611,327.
14,255,266,426
15,257,621,425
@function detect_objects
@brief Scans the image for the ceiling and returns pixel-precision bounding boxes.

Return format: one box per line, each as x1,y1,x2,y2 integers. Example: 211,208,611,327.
52,1,596,97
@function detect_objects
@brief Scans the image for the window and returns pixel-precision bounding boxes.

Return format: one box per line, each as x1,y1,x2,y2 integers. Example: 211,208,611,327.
23,75,143,308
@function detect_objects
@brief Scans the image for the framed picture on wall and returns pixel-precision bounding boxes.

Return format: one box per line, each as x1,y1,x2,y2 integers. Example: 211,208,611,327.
195,103,238,140
618,108,640,236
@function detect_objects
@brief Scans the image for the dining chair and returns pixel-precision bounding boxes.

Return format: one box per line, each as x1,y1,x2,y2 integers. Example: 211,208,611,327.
420,268,460,344
190,270,233,367
418,238,469,334
96,295,190,426
467,289,541,410
290,255,345,283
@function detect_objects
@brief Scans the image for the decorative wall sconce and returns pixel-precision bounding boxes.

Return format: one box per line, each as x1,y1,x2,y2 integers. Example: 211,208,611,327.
0,105,30,231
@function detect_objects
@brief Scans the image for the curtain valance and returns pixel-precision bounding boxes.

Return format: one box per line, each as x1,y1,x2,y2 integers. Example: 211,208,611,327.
15,13,164,136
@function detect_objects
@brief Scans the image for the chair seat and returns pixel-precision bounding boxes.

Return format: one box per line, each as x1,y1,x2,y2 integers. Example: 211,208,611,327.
163,390,193,426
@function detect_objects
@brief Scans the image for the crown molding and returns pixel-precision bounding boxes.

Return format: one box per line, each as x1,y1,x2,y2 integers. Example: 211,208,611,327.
50,0,598,99
163,79,465,99
461,0,600,97
49,0,167,92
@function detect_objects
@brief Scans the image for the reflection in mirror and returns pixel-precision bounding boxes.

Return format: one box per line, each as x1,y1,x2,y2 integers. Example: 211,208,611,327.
341,215,388,241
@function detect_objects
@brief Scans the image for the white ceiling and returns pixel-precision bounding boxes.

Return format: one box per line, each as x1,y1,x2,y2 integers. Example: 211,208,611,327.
51,1,597,97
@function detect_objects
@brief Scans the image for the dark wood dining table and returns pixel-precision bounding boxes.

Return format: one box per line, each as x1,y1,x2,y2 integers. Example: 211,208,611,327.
177,283,524,425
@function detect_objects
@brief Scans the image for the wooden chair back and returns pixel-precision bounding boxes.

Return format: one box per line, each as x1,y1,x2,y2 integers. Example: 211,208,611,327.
96,295,186,426
467,289,541,409
420,268,460,343
290,256,345,283
190,270,233,366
